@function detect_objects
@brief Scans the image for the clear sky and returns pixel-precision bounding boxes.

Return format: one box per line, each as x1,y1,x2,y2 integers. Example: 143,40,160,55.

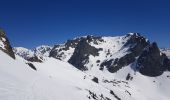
0,0,170,48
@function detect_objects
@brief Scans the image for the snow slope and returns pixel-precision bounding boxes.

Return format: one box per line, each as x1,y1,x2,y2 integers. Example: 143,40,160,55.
2,49,170,100
2,32,170,100
98,64,170,100
85,35,130,71
0,51,115,100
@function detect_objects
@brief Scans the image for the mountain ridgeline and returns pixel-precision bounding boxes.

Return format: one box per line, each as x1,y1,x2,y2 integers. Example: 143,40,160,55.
9,32,170,77
1,29,170,100
0,29,15,59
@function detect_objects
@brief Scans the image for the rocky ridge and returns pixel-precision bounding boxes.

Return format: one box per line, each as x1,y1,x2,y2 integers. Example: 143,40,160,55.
0,28,15,59
12,33,170,77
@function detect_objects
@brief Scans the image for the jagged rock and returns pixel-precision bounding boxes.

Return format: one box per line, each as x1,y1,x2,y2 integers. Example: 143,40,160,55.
85,35,104,44
26,63,37,70
126,73,133,81
161,53,170,71
102,53,136,73
100,33,149,73
27,56,43,62
137,42,170,76
0,29,15,59
125,33,150,56
49,35,103,61
64,39,79,50
110,90,121,100
50,33,170,76
13,32,169,77
49,38,81,60
92,77,99,83
68,39,101,70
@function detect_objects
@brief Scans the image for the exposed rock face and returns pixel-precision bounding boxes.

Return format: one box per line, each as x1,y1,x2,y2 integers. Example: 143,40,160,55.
100,53,136,73
49,38,81,60
161,53,170,71
0,29,15,59
49,35,103,61
125,33,150,56
49,33,170,76
27,56,43,62
68,38,102,70
100,33,150,73
137,42,170,76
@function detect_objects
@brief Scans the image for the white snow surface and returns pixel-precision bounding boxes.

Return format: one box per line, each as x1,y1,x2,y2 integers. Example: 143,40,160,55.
3,33,170,100
0,51,114,100
1,49,170,100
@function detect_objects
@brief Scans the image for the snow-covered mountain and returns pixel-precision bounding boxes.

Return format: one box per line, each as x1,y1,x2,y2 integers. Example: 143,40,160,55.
13,45,52,62
161,48,170,58
1,29,170,100
50,33,170,77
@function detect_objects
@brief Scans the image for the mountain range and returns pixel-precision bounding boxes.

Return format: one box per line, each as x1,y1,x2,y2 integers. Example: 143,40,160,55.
1,28,170,100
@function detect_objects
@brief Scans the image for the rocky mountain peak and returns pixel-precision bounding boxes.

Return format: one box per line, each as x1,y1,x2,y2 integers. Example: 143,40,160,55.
127,32,141,37
68,38,102,70
12,32,170,77
124,33,150,56
137,42,170,76
49,35,103,61
125,33,149,46
0,29,15,59
33,45,52,56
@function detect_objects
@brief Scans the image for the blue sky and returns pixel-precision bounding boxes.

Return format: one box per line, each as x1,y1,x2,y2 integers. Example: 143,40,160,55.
0,0,170,48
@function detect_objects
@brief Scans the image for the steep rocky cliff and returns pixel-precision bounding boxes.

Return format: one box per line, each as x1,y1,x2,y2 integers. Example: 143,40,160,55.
0,29,15,59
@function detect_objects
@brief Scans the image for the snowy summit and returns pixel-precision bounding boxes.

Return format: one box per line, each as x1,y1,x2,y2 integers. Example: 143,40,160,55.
0,29,170,100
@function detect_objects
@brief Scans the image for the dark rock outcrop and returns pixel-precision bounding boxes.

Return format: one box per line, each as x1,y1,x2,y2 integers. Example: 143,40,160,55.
110,90,121,100
137,42,170,76
162,53,170,71
49,35,103,60
126,73,133,81
0,29,15,59
50,33,170,76
27,56,43,62
100,53,136,73
26,63,37,70
68,38,102,70
92,77,99,83
100,33,150,73
125,33,150,56
49,38,81,59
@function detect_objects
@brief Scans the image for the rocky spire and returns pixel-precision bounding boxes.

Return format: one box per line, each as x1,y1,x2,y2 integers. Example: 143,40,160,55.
137,42,170,76
0,28,15,59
